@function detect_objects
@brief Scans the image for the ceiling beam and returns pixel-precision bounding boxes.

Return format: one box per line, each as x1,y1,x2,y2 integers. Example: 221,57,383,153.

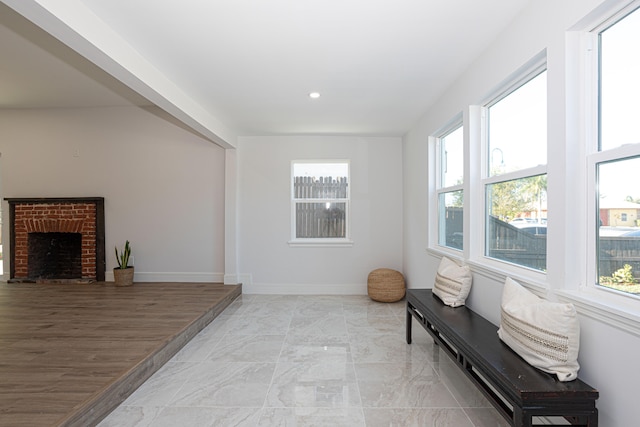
1,0,236,149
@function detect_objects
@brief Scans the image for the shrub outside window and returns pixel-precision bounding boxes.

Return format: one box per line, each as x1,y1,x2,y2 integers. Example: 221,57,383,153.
596,157,640,295
291,161,350,243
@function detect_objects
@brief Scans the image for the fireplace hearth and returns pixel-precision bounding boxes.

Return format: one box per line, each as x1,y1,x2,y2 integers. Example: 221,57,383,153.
5,197,105,283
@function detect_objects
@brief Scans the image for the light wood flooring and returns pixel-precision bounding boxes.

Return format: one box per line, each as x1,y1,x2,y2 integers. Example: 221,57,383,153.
0,281,241,427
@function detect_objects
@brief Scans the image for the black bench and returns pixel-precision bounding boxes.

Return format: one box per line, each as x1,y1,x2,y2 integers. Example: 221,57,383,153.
406,289,598,427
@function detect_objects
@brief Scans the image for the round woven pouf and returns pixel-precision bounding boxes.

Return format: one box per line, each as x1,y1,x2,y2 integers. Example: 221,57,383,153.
367,268,405,302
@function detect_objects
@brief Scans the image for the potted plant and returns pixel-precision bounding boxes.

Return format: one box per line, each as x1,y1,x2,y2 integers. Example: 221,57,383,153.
114,240,134,286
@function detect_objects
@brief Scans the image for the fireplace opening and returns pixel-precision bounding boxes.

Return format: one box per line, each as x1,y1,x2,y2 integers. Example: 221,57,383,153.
28,232,82,280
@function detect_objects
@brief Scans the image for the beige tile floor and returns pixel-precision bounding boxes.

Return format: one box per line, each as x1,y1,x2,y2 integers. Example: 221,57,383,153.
98,294,509,427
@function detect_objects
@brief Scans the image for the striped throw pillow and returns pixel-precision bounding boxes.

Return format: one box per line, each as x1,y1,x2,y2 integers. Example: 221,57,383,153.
433,256,472,307
497,277,580,382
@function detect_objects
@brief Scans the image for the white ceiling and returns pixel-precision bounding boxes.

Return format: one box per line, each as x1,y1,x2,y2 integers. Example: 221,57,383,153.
0,3,150,109
0,0,531,138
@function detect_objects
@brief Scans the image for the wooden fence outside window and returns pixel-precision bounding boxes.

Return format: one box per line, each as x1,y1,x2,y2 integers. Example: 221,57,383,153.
294,176,348,238
445,211,640,280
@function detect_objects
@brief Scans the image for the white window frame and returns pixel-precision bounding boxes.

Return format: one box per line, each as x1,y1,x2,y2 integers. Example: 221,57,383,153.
556,0,640,335
431,114,464,254
472,54,549,283
288,160,353,247
427,56,551,287
586,2,640,300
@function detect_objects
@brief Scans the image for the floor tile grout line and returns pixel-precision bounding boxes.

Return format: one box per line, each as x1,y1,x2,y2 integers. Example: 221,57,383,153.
99,294,507,426
260,310,295,415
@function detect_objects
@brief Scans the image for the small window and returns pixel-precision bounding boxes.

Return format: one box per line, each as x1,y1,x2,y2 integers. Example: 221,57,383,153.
291,161,350,243
436,123,464,250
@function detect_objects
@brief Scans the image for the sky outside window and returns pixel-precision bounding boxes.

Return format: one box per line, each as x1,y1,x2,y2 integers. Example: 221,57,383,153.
488,71,547,176
600,7,640,151
442,126,464,188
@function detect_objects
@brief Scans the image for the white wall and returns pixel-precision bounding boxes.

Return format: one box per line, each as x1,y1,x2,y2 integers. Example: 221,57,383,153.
0,106,226,282
238,135,403,294
402,1,640,426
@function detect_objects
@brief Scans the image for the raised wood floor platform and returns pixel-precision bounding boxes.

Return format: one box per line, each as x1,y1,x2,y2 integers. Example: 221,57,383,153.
0,281,241,427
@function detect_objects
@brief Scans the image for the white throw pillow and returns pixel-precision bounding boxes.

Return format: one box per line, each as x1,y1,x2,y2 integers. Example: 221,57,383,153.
432,257,472,307
497,277,580,382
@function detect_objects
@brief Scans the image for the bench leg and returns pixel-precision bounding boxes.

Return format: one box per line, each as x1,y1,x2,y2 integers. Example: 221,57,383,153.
566,412,599,427
514,408,533,427
406,304,412,344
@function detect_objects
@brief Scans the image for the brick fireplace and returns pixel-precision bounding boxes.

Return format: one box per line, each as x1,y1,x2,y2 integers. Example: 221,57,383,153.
5,197,105,282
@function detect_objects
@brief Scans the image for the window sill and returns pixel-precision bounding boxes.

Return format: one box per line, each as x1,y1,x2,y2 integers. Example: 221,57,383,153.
554,288,640,338
426,247,548,295
425,251,640,337
288,239,354,248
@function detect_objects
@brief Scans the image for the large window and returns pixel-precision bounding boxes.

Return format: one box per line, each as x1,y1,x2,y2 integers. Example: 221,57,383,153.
436,124,464,250
291,161,350,244
593,6,640,296
484,68,547,271
428,59,547,275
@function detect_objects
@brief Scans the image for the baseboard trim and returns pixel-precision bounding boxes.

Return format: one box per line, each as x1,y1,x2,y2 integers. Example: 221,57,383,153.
243,282,367,295
106,271,226,283
224,273,252,286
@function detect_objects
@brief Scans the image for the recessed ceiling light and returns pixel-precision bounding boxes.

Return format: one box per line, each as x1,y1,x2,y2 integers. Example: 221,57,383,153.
309,92,321,99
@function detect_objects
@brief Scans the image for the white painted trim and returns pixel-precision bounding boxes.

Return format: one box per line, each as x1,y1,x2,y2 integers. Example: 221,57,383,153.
224,273,252,286
106,271,225,283
555,289,640,338
288,239,354,248
428,248,640,337
223,274,238,285
426,247,548,295
225,148,240,285
243,282,367,295
290,160,351,242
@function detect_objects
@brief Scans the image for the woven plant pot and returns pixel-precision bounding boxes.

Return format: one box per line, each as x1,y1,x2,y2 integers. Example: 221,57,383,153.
367,268,405,302
114,267,134,287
